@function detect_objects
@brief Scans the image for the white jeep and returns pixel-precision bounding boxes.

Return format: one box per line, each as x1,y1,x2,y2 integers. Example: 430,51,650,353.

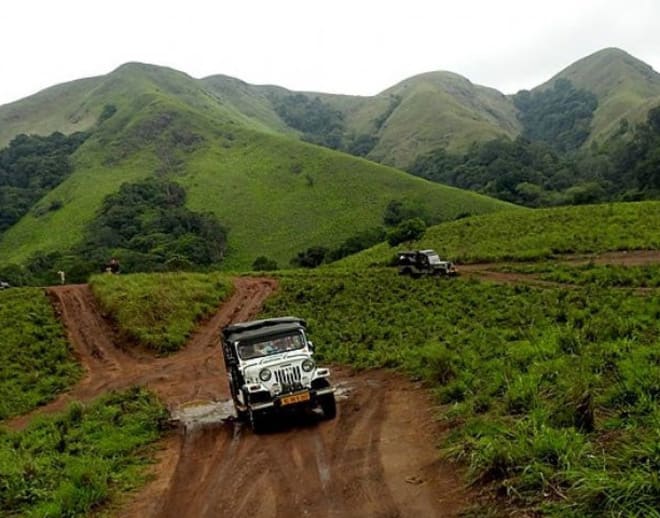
221,317,336,432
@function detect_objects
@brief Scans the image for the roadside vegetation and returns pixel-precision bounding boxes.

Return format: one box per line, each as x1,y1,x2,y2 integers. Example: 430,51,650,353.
0,387,167,517
337,201,660,268
262,270,660,516
496,262,660,288
0,288,81,421
89,272,233,353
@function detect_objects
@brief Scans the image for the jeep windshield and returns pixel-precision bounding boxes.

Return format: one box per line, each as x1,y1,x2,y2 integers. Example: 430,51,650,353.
237,332,306,360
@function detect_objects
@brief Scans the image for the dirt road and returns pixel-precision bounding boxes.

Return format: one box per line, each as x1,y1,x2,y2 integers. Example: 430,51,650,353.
8,278,277,429
11,277,470,517
460,249,660,287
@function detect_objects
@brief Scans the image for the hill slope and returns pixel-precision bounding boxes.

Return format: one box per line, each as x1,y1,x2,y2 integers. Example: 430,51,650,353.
536,48,660,144
203,71,521,169
0,64,515,271
336,201,660,267
4,48,660,172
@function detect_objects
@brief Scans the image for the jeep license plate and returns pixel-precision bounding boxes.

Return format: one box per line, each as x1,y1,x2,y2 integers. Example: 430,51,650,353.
280,391,311,406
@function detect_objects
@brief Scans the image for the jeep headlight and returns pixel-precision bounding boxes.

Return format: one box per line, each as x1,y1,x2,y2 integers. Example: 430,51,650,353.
259,368,272,382
302,359,315,372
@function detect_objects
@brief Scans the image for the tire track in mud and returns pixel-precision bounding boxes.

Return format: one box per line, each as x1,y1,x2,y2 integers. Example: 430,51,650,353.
152,371,468,518
7,278,276,430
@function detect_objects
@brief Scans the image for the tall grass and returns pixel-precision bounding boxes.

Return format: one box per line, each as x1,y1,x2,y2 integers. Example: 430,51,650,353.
90,272,233,353
0,288,81,421
262,270,660,515
0,387,167,517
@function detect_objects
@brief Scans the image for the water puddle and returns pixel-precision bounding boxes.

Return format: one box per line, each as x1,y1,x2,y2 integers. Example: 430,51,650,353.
171,399,237,430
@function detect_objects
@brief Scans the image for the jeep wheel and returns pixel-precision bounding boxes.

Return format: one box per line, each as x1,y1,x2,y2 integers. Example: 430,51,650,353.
319,394,337,420
249,409,268,433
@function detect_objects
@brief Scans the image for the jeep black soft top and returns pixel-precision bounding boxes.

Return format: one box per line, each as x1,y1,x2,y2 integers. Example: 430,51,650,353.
222,317,307,343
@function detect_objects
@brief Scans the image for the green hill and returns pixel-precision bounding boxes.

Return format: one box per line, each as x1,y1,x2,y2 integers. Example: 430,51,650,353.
342,71,520,168
535,48,660,145
0,64,514,272
336,201,660,267
4,49,660,173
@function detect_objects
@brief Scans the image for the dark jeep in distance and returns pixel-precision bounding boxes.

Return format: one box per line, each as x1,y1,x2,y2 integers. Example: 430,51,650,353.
396,249,457,277
221,317,336,432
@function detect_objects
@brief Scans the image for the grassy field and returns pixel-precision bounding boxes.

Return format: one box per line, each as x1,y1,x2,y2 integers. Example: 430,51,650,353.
0,387,167,517
0,288,81,421
261,270,660,516
337,201,660,268
89,272,233,353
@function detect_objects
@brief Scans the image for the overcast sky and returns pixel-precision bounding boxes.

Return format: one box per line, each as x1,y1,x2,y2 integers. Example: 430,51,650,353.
1,0,659,106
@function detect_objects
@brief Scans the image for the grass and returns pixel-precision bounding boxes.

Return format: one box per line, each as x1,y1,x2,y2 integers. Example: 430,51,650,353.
261,270,660,515
89,272,234,353
355,71,521,168
0,387,168,517
181,130,516,269
0,288,81,421
337,201,660,268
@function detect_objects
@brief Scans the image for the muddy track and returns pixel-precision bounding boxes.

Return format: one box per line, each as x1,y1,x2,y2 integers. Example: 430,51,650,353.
127,370,468,518
8,278,277,429
10,276,470,517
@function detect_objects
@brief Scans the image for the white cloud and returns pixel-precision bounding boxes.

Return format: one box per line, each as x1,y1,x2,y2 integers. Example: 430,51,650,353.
1,0,659,105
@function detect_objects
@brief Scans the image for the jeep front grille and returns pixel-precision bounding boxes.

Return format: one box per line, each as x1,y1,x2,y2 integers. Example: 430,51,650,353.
275,365,302,391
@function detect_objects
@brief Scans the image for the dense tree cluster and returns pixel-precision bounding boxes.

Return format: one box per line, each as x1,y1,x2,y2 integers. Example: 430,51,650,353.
514,79,598,152
78,178,227,272
0,132,88,233
410,103,660,206
290,227,387,268
612,105,660,194
272,94,345,149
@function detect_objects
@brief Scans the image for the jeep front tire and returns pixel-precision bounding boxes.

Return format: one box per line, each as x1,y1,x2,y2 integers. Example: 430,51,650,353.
249,409,268,433
319,394,337,420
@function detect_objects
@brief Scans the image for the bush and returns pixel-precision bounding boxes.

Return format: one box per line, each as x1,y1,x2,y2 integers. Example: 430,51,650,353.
387,218,426,246
252,256,279,271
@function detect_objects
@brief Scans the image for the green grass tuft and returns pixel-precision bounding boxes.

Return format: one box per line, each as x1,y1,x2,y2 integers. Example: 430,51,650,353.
0,288,82,421
89,272,233,353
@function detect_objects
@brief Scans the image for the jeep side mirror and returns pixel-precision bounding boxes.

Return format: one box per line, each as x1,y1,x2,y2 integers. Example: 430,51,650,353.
308,341,315,352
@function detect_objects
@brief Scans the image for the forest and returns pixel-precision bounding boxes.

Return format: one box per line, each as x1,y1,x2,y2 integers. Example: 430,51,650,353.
0,132,88,233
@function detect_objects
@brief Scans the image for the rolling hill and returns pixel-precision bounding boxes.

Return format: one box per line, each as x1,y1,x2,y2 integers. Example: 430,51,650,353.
0,63,515,271
3,48,660,173
202,71,521,169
